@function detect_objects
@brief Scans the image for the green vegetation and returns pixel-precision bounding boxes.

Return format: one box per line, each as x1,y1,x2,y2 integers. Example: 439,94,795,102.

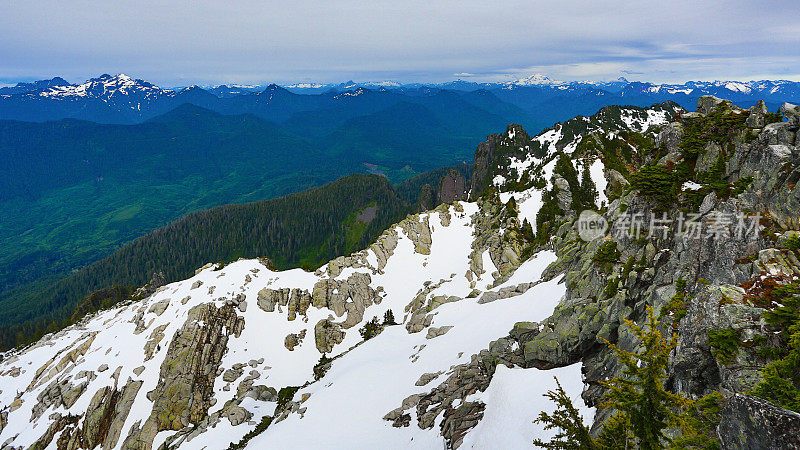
627,104,757,210
680,107,747,158
600,308,689,449
783,233,800,252
359,316,383,340
535,307,712,449
313,354,332,381
602,276,620,299
660,279,689,327
0,103,484,349
630,164,678,210
532,378,597,449
708,328,741,364
0,174,412,351
592,241,620,271
383,309,397,325
534,188,562,245
672,392,725,450
573,130,654,177
553,154,598,211
394,163,472,206
752,283,800,412
227,415,274,450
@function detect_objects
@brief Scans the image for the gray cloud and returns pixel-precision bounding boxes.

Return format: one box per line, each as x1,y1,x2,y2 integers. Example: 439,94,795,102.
0,0,798,85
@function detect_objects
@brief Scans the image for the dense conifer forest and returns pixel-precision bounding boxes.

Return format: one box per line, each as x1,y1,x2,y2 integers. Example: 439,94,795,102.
0,174,414,351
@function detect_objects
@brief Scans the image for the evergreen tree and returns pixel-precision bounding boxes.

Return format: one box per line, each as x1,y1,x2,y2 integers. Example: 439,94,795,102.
533,378,596,449
313,353,332,381
752,283,800,412
359,316,382,340
579,163,599,209
600,306,688,449
535,307,691,449
383,309,397,325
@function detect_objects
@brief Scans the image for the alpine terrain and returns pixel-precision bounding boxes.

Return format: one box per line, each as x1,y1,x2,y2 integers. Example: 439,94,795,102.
1,97,800,449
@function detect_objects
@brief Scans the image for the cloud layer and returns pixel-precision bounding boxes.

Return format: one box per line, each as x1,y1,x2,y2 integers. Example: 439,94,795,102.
1,0,798,85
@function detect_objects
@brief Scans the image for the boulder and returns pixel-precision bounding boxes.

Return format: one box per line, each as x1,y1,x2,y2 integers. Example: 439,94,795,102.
314,319,345,353
717,394,800,449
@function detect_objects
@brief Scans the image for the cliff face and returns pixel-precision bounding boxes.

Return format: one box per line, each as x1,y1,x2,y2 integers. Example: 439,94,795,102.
0,98,798,449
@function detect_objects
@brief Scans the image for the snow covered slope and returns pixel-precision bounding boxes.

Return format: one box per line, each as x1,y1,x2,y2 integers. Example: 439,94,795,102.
0,101,689,449
0,198,587,449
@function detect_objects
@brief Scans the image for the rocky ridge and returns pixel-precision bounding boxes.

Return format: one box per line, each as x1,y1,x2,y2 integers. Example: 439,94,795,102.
0,99,797,448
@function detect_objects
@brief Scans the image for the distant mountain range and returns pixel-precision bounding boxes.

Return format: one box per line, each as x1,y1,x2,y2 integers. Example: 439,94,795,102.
3,73,800,126
1,72,799,353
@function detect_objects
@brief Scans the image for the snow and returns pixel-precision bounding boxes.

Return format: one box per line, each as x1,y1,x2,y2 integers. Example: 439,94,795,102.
0,201,583,449
506,73,561,86
37,73,168,102
588,159,608,207
461,364,592,449
682,181,702,191
724,82,752,94
250,251,569,449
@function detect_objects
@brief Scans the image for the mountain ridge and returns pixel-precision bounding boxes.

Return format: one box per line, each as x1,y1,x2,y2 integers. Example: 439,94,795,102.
6,96,798,448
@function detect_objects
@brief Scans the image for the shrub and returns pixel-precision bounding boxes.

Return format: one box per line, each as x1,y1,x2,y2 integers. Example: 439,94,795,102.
592,241,620,271
359,316,382,340
708,328,740,364
630,164,677,210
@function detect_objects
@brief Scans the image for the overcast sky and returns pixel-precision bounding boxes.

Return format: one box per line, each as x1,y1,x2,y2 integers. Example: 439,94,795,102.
1,0,799,86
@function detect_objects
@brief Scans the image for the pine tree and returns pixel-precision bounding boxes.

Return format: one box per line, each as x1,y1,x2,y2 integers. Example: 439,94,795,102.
752,283,800,412
533,378,596,449
535,307,692,449
383,309,397,325
579,163,599,209
359,316,382,340
600,306,688,449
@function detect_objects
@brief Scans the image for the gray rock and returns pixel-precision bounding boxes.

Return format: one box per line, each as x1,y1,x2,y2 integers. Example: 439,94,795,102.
314,318,345,353
415,371,443,386
696,141,722,173
697,95,729,115
656,122,684,153
426,326,454,340
284,329,307,351
717,394,800,449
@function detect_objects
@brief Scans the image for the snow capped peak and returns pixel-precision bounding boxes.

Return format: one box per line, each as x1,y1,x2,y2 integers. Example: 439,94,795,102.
363,80,401,88
507,73,560,86
283,82,325,89
37,73,169,101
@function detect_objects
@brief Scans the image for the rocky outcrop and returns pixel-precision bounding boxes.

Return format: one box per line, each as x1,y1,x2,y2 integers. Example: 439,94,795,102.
469,124,532,199
257,287,312,320
438,169,468,204
314,319,345,354
134,271,167,299
717,394,800,449
311,272,380,328
467,195,527,287
30,379,143,450
400,215,433,255
122,302,244,449
384,336,523,448
284,329,306,351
